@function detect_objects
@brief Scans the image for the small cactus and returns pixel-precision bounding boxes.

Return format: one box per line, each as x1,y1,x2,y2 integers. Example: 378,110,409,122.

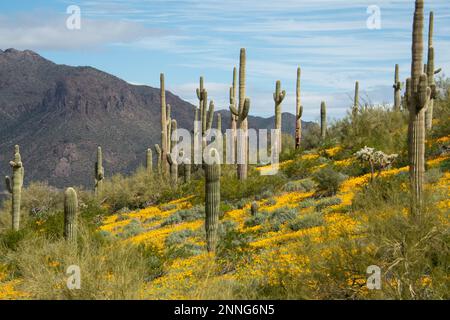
64,187,78,242
155,144,162,174
353,81,359,116
146,148,153,175
204,149,221,253
94,146,104,197
273,80,286,151
295,67,302,149
251,202,259,216
5,145,24,231
320,101,327,139
393,64,402,110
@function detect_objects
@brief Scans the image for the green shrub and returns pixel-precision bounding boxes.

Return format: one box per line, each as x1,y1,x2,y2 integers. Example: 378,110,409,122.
118,219,144,239
315,197,342,211
161,205,204,226
313,167,347,196
289,212,324,231
283,179,316,192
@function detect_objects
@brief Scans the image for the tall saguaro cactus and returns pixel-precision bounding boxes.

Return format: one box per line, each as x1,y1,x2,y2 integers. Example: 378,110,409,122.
167,119,178,186
160,73,169,176
230,67,238,160
5,145,24,231
407,0,431,216
425,11,441,130
273,80,286,151
64,187,78,243
146,148,153,175
94,146,104,197
353,81,359,116
393,64,402,110
295,67,303,149
230,48,250,180
320,101,327,139
204,149,221,253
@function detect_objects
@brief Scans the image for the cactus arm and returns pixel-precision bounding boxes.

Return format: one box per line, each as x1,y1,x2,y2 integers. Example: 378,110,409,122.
5,176,13,194
206,101,215,131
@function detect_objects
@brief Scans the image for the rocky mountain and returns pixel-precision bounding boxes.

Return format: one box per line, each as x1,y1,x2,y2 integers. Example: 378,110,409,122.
0,49,314,191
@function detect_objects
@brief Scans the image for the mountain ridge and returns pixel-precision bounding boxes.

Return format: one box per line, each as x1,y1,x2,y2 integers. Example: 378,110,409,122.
0,49,315,190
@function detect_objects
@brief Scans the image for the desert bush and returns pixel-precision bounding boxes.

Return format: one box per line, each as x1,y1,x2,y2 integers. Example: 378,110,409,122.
313,167,347,196
161,205,204,226
314,197,342,211
288,212,324,231
118,219,144,239
283,178,316,192
216,221,251,273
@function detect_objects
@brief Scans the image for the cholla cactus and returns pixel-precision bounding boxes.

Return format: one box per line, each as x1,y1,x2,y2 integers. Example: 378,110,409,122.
64,187,78,243
355,146,398,181
5,145,24,231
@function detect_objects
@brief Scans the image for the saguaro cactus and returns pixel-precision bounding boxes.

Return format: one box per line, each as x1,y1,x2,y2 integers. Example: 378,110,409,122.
230,67,238,161
353,81,359,117
425,11,441,130
146,148,153,175
273,80,286,151
229,48,250,180
5,145,24,231
64,187,78,242
94,146,104,197
204,149,221,253
295,67,302,149
407,0,431,216
160,73,169,176
393,64,402,110
167,119,178,186
155,144,162,174
320,101,327,139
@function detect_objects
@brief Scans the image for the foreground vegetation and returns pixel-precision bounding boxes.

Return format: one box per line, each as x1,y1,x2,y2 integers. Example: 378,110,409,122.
0,87,448,299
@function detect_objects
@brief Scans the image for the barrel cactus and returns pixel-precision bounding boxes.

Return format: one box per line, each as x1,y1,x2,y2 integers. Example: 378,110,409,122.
229,48,250,180
64,187,78,242
320,101,327,139
5,145,24,231
94,146,104,197
273,80,286,151
204,149,221,253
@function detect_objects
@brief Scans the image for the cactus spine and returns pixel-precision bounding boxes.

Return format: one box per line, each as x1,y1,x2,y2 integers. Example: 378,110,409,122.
229,48,250,180
160,73,169,176
5,145,24,231
408,0,431,216
425,11,439,130
167,119,178,186
273,80,286,152
393,64,402,110
94,146,104,197
295,67,302,149
204,149,221,253
353,81,359,116
320,101,327,139
146,148,153,175
64,187,78,242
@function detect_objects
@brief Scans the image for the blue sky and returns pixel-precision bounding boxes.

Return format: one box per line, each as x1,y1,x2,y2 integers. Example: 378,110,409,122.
0,0,449,121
